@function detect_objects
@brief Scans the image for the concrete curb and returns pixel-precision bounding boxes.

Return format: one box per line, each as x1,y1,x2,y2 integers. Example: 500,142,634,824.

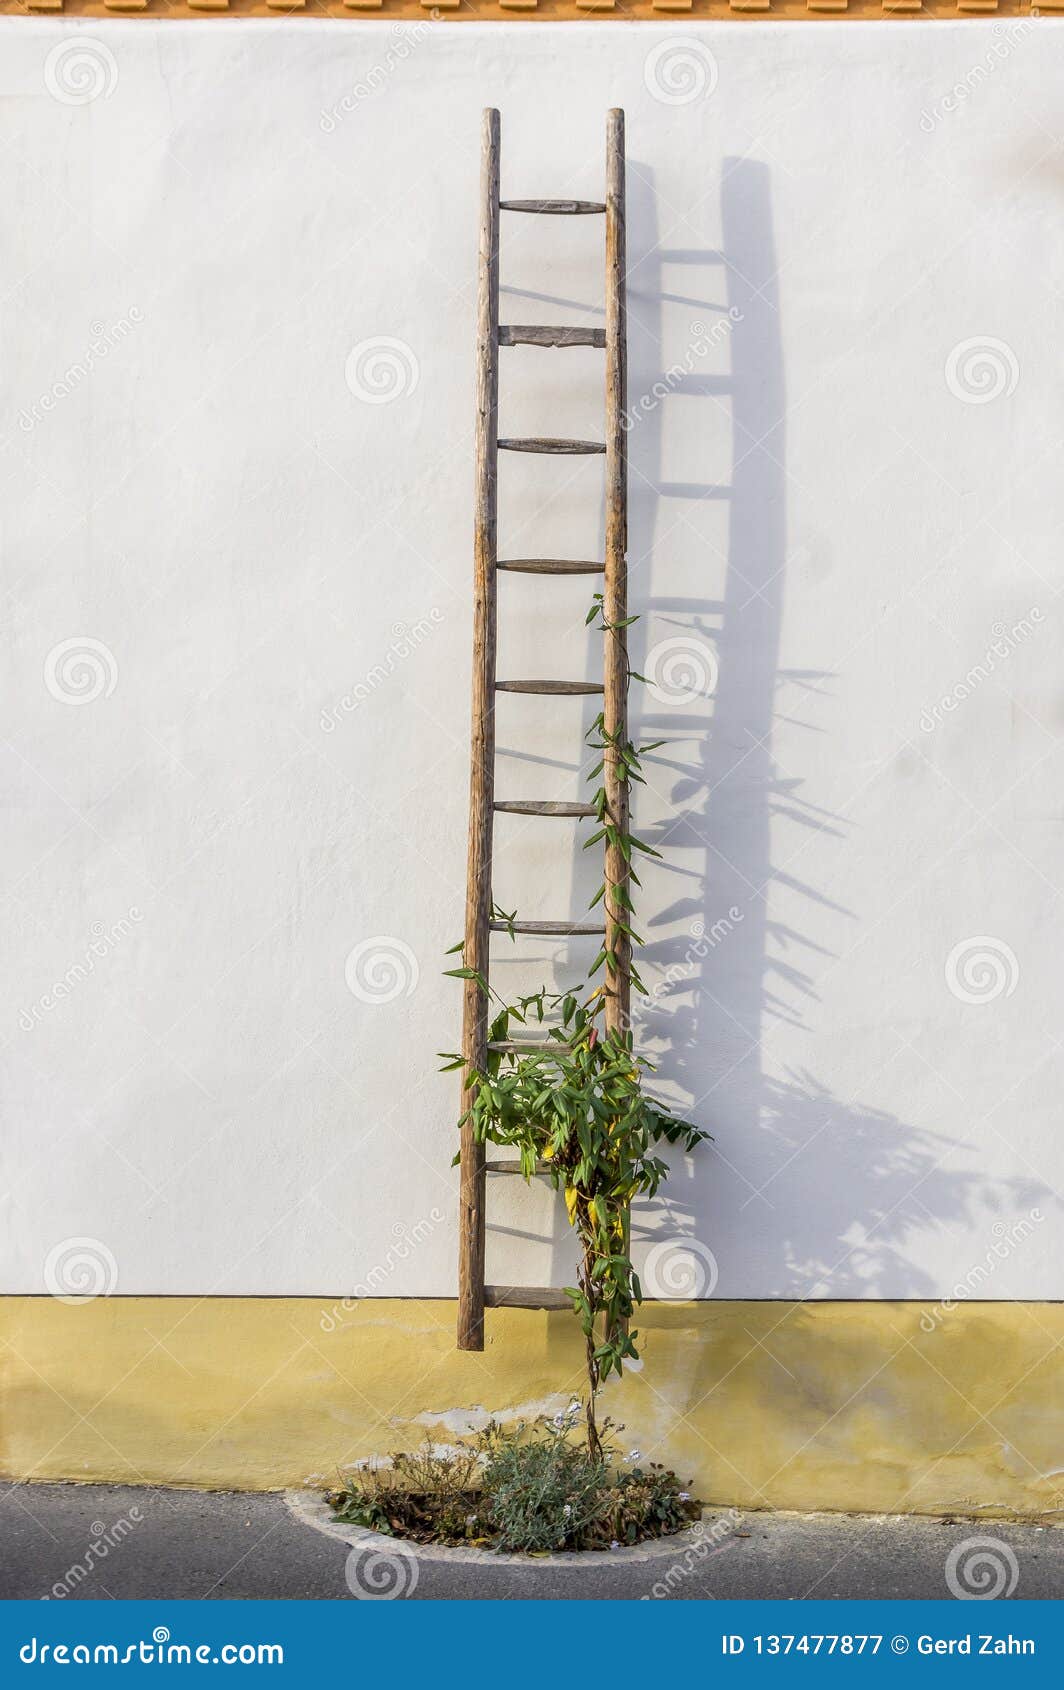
285,1487,729,1567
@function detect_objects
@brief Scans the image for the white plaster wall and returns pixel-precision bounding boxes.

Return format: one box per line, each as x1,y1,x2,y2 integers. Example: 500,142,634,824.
1,18,1062,1300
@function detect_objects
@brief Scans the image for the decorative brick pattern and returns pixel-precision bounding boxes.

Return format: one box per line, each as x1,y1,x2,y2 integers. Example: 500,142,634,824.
2,0,1042,18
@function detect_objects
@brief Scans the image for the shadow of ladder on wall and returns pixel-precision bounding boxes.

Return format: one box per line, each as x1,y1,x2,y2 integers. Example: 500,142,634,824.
457,108,630,1351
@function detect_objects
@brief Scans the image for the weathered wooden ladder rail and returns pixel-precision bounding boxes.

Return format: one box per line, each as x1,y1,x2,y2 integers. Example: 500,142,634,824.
457,108,629,1351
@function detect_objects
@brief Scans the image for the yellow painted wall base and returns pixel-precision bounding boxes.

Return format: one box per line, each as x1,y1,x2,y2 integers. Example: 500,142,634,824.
2,1298,1062,1520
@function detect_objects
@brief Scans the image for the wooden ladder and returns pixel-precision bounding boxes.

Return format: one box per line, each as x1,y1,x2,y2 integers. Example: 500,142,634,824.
457,108,629,1351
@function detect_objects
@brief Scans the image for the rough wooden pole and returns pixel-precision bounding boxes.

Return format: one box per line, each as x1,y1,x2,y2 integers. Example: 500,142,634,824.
457,108,500,1353
603,108,630,1043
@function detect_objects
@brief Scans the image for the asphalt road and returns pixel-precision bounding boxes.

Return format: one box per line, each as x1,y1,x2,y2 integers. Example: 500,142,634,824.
1,1483,1059,1601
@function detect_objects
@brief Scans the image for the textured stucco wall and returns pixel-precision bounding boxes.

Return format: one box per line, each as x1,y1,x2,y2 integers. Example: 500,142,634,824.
3,1297,1062,1519
1,19,1062,1301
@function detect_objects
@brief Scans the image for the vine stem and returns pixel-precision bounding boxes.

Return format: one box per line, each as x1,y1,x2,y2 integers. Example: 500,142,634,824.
579,1223,603,1462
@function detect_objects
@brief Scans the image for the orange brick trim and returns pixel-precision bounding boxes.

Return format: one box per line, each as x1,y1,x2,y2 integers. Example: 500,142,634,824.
0,0,1049,19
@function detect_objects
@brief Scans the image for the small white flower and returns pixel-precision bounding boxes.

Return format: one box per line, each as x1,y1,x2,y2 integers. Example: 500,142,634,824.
678,1491,690,1502
610,1540,620,1550
563,1504,572,1517
628,1449,642,1462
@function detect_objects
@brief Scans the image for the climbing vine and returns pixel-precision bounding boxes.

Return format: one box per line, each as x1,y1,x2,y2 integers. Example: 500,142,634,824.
443,601,709,1459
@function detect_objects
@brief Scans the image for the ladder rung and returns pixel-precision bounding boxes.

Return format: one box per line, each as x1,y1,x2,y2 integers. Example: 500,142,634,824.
485,1159,554,1175
499,437,605,455
488,1040,572,1054
484,1286,572,1310
494,801,595,817
497,559,605,576
491,920,606,936
499,326,606,349
496,680,603,696
499,200,606,216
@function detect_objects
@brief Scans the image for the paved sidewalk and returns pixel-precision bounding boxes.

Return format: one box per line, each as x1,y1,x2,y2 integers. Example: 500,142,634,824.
1,1483,1059,1601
